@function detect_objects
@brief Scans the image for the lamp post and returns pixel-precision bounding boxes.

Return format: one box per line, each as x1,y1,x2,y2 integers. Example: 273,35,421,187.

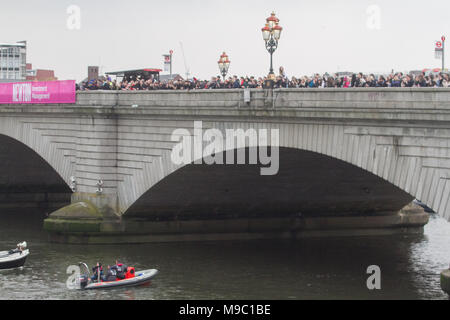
262,12,283,81
218,52,231,84
442,36,446,72
169,50,173,80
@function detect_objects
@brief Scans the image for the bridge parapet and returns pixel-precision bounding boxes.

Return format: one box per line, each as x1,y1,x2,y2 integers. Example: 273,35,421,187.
73,87,450,110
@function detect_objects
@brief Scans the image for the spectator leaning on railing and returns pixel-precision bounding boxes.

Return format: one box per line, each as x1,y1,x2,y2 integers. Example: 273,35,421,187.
77,71,450,91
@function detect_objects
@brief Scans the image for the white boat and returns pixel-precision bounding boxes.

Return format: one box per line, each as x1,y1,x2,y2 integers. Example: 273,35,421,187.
0,242,29,270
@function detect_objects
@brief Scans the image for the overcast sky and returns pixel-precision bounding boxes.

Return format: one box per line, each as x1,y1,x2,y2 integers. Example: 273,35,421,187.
1,0,449,81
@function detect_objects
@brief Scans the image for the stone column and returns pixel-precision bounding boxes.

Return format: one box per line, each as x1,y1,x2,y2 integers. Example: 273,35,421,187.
44,113,122,241
441,269,450,295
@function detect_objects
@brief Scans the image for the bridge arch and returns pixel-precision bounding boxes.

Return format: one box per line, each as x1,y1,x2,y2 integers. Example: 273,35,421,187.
122,121,444,219
0,133,72,213
124,146,414,219
0,116,75,187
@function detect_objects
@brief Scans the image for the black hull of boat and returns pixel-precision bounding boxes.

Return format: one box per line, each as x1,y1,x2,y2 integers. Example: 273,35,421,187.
0,255,27,270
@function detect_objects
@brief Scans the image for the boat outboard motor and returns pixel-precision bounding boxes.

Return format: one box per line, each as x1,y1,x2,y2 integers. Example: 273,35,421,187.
79,275,89,289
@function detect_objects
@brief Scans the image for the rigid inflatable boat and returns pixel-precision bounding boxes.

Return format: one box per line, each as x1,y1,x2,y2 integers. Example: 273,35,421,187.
77,262,158,290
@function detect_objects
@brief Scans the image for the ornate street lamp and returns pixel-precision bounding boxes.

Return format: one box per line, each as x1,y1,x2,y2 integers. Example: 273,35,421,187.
261,12,283,81
218,52,231,83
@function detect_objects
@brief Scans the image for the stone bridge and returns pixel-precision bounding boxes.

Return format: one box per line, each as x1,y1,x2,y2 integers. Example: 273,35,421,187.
0,88,449,243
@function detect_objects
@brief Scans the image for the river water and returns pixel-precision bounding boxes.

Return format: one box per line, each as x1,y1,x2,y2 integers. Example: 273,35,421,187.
0,210,449,300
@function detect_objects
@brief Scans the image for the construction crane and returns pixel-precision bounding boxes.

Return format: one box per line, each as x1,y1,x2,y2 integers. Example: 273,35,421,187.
179,42,190,80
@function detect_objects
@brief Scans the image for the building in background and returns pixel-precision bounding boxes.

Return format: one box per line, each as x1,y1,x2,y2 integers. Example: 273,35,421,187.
0,41,27,83
88,66,99,82
26,63,58,81
159,74,184,82
105,68,162,82
1,41,58,82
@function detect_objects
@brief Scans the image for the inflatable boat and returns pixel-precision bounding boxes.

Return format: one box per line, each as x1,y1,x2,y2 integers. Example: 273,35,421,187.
77,262,158,290
0,242,29,270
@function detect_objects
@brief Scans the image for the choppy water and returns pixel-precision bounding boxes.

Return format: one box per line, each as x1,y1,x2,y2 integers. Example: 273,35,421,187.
0,211,449,300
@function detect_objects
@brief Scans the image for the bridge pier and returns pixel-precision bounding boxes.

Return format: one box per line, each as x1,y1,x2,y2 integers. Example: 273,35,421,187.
441,269,450,295
43,192,120,237
43,202,428,244
70,192,119,218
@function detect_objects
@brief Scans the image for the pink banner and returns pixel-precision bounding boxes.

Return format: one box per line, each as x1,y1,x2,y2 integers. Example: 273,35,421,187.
0,80,76,104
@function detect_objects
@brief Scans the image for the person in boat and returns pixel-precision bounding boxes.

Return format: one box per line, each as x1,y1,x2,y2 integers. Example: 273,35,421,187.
102,261,128,282
91,263,104,282
8,242,26,255
104,265,118,282
109,260,128,280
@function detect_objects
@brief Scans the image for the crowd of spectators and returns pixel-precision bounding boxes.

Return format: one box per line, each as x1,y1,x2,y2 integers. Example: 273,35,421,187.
77,68,450,91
